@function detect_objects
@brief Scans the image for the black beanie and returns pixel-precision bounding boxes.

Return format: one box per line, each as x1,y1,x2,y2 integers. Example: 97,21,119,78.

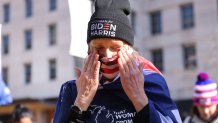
87,0,134,46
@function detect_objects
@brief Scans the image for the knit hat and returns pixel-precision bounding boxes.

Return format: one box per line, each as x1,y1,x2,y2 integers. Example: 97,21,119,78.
192,72,218,106
87,0,134,46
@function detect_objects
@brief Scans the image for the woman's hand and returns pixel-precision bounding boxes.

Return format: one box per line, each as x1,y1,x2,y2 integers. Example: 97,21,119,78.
74,52,101,111
118,49,148,112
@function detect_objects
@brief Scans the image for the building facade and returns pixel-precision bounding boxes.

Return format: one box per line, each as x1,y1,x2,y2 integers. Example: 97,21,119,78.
130,0,218,117
0,0,76,122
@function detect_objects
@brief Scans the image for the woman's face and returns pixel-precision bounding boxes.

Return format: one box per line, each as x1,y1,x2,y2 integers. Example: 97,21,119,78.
197,104,217,121
89,38,131,79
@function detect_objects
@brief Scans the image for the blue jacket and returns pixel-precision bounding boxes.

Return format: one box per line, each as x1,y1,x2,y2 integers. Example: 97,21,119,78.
0,78,13,105
53,69,182,123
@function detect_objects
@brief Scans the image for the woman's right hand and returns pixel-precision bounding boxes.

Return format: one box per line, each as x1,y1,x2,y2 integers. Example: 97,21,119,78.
74,52,100,111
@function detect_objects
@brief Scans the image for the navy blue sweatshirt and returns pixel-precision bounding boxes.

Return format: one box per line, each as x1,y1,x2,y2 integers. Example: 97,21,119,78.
53,69,182,123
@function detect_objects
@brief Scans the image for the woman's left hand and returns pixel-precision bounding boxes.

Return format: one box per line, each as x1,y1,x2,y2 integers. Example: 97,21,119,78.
118,49,148,112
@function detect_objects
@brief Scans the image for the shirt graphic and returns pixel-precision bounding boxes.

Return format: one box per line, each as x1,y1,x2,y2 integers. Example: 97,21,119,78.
88,105,136,123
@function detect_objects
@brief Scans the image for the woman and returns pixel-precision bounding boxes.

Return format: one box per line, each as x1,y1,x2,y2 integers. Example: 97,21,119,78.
53,0,182,122
183,72,218,123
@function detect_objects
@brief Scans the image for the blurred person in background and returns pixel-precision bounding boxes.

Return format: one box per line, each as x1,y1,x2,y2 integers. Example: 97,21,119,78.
183,72,218,123
9,104,33,123
53,0,182,122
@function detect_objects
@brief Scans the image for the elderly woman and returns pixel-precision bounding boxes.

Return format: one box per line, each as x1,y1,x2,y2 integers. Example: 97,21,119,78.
53,0,182,123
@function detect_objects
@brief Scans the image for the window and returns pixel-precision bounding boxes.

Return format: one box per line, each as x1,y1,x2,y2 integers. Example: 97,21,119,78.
24,64,31,84
130,12,136,34
181,3,194,29
73,56,84,69
183,44,197,69
25,0,32,17
25,30,32,50
49,59,56,80
2,67,8,85
49,24,57,45
151,49,164,72
3,4,10,23
217,0,218,20
150,11,162,35
2,35,9,55
49,0,57,11
216,0,218,22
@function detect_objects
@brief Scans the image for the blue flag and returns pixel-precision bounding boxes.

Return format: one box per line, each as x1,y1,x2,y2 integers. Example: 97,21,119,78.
0,77,13,105
0,24,13,105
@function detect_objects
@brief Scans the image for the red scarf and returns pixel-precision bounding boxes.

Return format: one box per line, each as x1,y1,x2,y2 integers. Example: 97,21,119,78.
100,55,119,80
99,55,162,83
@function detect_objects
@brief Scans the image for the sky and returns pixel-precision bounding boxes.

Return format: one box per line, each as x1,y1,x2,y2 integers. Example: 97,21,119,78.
68,0,92,58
